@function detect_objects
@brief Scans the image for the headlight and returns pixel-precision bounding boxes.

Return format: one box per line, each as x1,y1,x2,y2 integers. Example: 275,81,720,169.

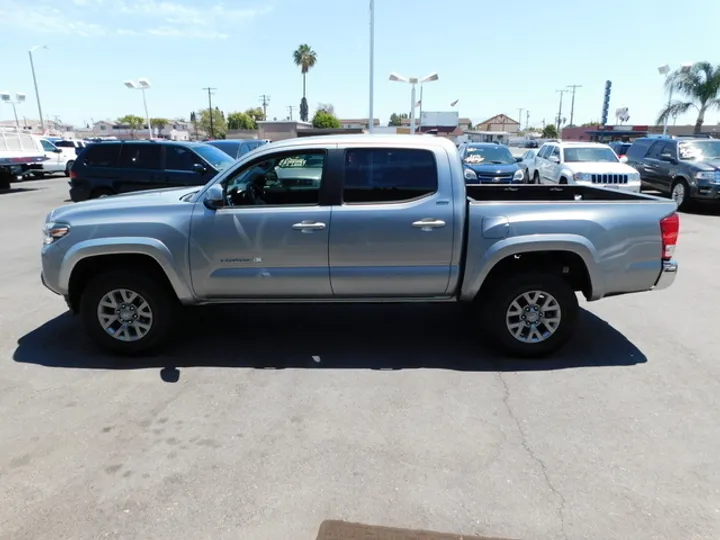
464,168,477,181
695,171,720,182
513,169,524,181
573,172,592,182
43,221,71,245
628,172,640,181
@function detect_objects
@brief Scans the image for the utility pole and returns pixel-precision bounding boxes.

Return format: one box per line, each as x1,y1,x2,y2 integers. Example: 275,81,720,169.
517,108,524,132
368,0,375,133
525,110,530,131
259,94,270,120
556,89,569,131
201,87,217,139
287,105,294,121
566,84,582,127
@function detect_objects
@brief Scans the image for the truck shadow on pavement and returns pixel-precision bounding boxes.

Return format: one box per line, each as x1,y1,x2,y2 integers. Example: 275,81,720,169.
14,304,646,378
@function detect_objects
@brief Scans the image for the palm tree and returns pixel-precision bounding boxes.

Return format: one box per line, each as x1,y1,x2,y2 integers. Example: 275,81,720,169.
293,44,317,122
657,62,720,134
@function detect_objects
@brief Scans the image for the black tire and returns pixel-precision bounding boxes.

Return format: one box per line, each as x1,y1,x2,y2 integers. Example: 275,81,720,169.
671,178,690,210
0,170,12,190
481,273,579,358
533,171,540,184
559,177,568,185
80,271,178,355
65,160,75,177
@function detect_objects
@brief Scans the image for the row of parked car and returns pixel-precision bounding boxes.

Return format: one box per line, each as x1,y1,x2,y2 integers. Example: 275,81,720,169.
513,136,720,208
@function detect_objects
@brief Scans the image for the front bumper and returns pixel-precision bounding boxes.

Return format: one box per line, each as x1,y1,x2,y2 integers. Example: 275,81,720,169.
690,182,720,201
653,259,678,291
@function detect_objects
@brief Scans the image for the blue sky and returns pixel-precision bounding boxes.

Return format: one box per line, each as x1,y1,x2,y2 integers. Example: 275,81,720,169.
0,0,717,129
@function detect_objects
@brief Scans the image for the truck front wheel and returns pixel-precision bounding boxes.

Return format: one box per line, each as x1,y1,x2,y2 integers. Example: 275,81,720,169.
483,273,579,358
80,271,177,355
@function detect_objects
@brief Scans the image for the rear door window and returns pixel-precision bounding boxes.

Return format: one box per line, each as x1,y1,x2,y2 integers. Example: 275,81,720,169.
118,144,162,169
342,148,438,204
83,144,121,167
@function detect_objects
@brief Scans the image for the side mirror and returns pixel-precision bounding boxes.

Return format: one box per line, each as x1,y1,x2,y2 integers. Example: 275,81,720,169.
515,157,523,162
203,183,224,210
548,155,560,164
192,163,207,174
54,148,63,153
619,156,628,163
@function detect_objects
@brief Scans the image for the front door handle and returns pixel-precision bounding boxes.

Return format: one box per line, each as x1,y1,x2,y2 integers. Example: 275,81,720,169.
412,218,446,231
292,220,326,232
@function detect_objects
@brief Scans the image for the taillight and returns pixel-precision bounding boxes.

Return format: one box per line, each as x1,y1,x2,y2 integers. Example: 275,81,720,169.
69,169,77,180
660,212,679,259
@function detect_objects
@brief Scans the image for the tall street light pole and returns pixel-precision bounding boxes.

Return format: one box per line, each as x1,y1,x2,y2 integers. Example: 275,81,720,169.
124,79,153,139
389,72,439,135
368,0,375,133
566,84,582,127
29,45,47,133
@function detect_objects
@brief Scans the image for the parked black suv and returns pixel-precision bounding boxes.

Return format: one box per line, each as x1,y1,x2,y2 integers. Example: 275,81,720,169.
69,140,235,202
625,137,720,208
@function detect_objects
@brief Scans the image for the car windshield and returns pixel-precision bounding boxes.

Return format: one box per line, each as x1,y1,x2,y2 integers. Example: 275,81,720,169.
208,141,240,157
613,144,631,154
678,140,720,160
193,144,236,171
463,145,514,165
563,147,619,163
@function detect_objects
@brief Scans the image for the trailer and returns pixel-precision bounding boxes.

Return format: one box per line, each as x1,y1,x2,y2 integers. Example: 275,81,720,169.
0,128,48,189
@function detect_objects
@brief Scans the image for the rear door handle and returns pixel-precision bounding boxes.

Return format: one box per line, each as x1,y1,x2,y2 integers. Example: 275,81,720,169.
412,218,446,231
292,220,326,232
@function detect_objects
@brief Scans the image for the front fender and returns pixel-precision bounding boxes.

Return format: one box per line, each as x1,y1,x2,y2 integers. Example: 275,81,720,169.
59,237,194,302
460,234,605,301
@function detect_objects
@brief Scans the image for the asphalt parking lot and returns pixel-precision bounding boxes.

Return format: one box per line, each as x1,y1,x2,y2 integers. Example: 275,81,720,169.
1,177,719,540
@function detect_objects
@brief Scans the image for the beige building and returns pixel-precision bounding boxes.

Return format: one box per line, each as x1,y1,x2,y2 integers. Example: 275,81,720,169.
338,118,380,129
474,114,520,134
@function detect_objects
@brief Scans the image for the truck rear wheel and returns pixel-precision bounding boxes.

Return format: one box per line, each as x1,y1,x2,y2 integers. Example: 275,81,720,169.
80,271,177,355
482,273,578,358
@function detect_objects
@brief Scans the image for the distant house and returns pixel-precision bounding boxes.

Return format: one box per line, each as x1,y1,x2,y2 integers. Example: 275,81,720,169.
86,120,190,140
475,114,520,134
338,118,380,130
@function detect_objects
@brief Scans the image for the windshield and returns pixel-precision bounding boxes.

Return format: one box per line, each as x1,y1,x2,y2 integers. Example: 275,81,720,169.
463,145,515,165
194,144,236,171
208,141,240,157
613,144,631,154
563,147,619,163
678,140,720,160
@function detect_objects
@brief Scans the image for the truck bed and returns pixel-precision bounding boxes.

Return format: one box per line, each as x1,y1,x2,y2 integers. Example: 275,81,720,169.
465,184,660,202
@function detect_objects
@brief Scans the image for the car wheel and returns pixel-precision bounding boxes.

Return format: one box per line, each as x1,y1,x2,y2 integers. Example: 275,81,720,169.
80,271,178,355
482,273,579,358
559,177,568,185
65,160,75,177
533,171,540,184
671,179,689,210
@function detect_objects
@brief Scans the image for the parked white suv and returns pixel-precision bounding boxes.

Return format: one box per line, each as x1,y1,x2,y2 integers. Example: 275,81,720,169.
531,141,641,192
32,136,76,177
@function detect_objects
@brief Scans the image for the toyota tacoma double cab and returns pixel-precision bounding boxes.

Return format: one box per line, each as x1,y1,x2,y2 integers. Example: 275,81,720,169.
41,135,679,358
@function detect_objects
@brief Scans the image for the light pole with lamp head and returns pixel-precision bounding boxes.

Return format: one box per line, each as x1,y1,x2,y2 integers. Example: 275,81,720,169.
389,72,439,134
29,45,48,132
124,79,153,139
658,63,693,136
0,92,26,128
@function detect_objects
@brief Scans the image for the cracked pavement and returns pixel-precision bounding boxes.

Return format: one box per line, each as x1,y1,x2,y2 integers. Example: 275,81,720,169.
1,178,719,540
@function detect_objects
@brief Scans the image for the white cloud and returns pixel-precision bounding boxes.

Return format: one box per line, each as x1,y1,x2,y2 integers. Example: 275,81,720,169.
0,0,270,38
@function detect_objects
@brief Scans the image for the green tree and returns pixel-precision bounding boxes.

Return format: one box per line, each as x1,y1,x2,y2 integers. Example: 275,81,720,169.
312,110,340,129
581,121,601,127
227,111,255,130
293,43,317,122
541,124,558,138
150,117,169,136
199,107,227,139
657,62,720,133
117,114,145,139
317,102,335,115
245,107,265,124
388,112,408,126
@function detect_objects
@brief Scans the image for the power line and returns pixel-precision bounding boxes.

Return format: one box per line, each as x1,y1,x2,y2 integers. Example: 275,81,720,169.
259,94,270,120
566,84,582,126
201,87,217,138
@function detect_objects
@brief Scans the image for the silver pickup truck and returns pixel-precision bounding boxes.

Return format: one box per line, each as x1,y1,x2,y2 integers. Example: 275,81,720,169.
41,135,679,358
